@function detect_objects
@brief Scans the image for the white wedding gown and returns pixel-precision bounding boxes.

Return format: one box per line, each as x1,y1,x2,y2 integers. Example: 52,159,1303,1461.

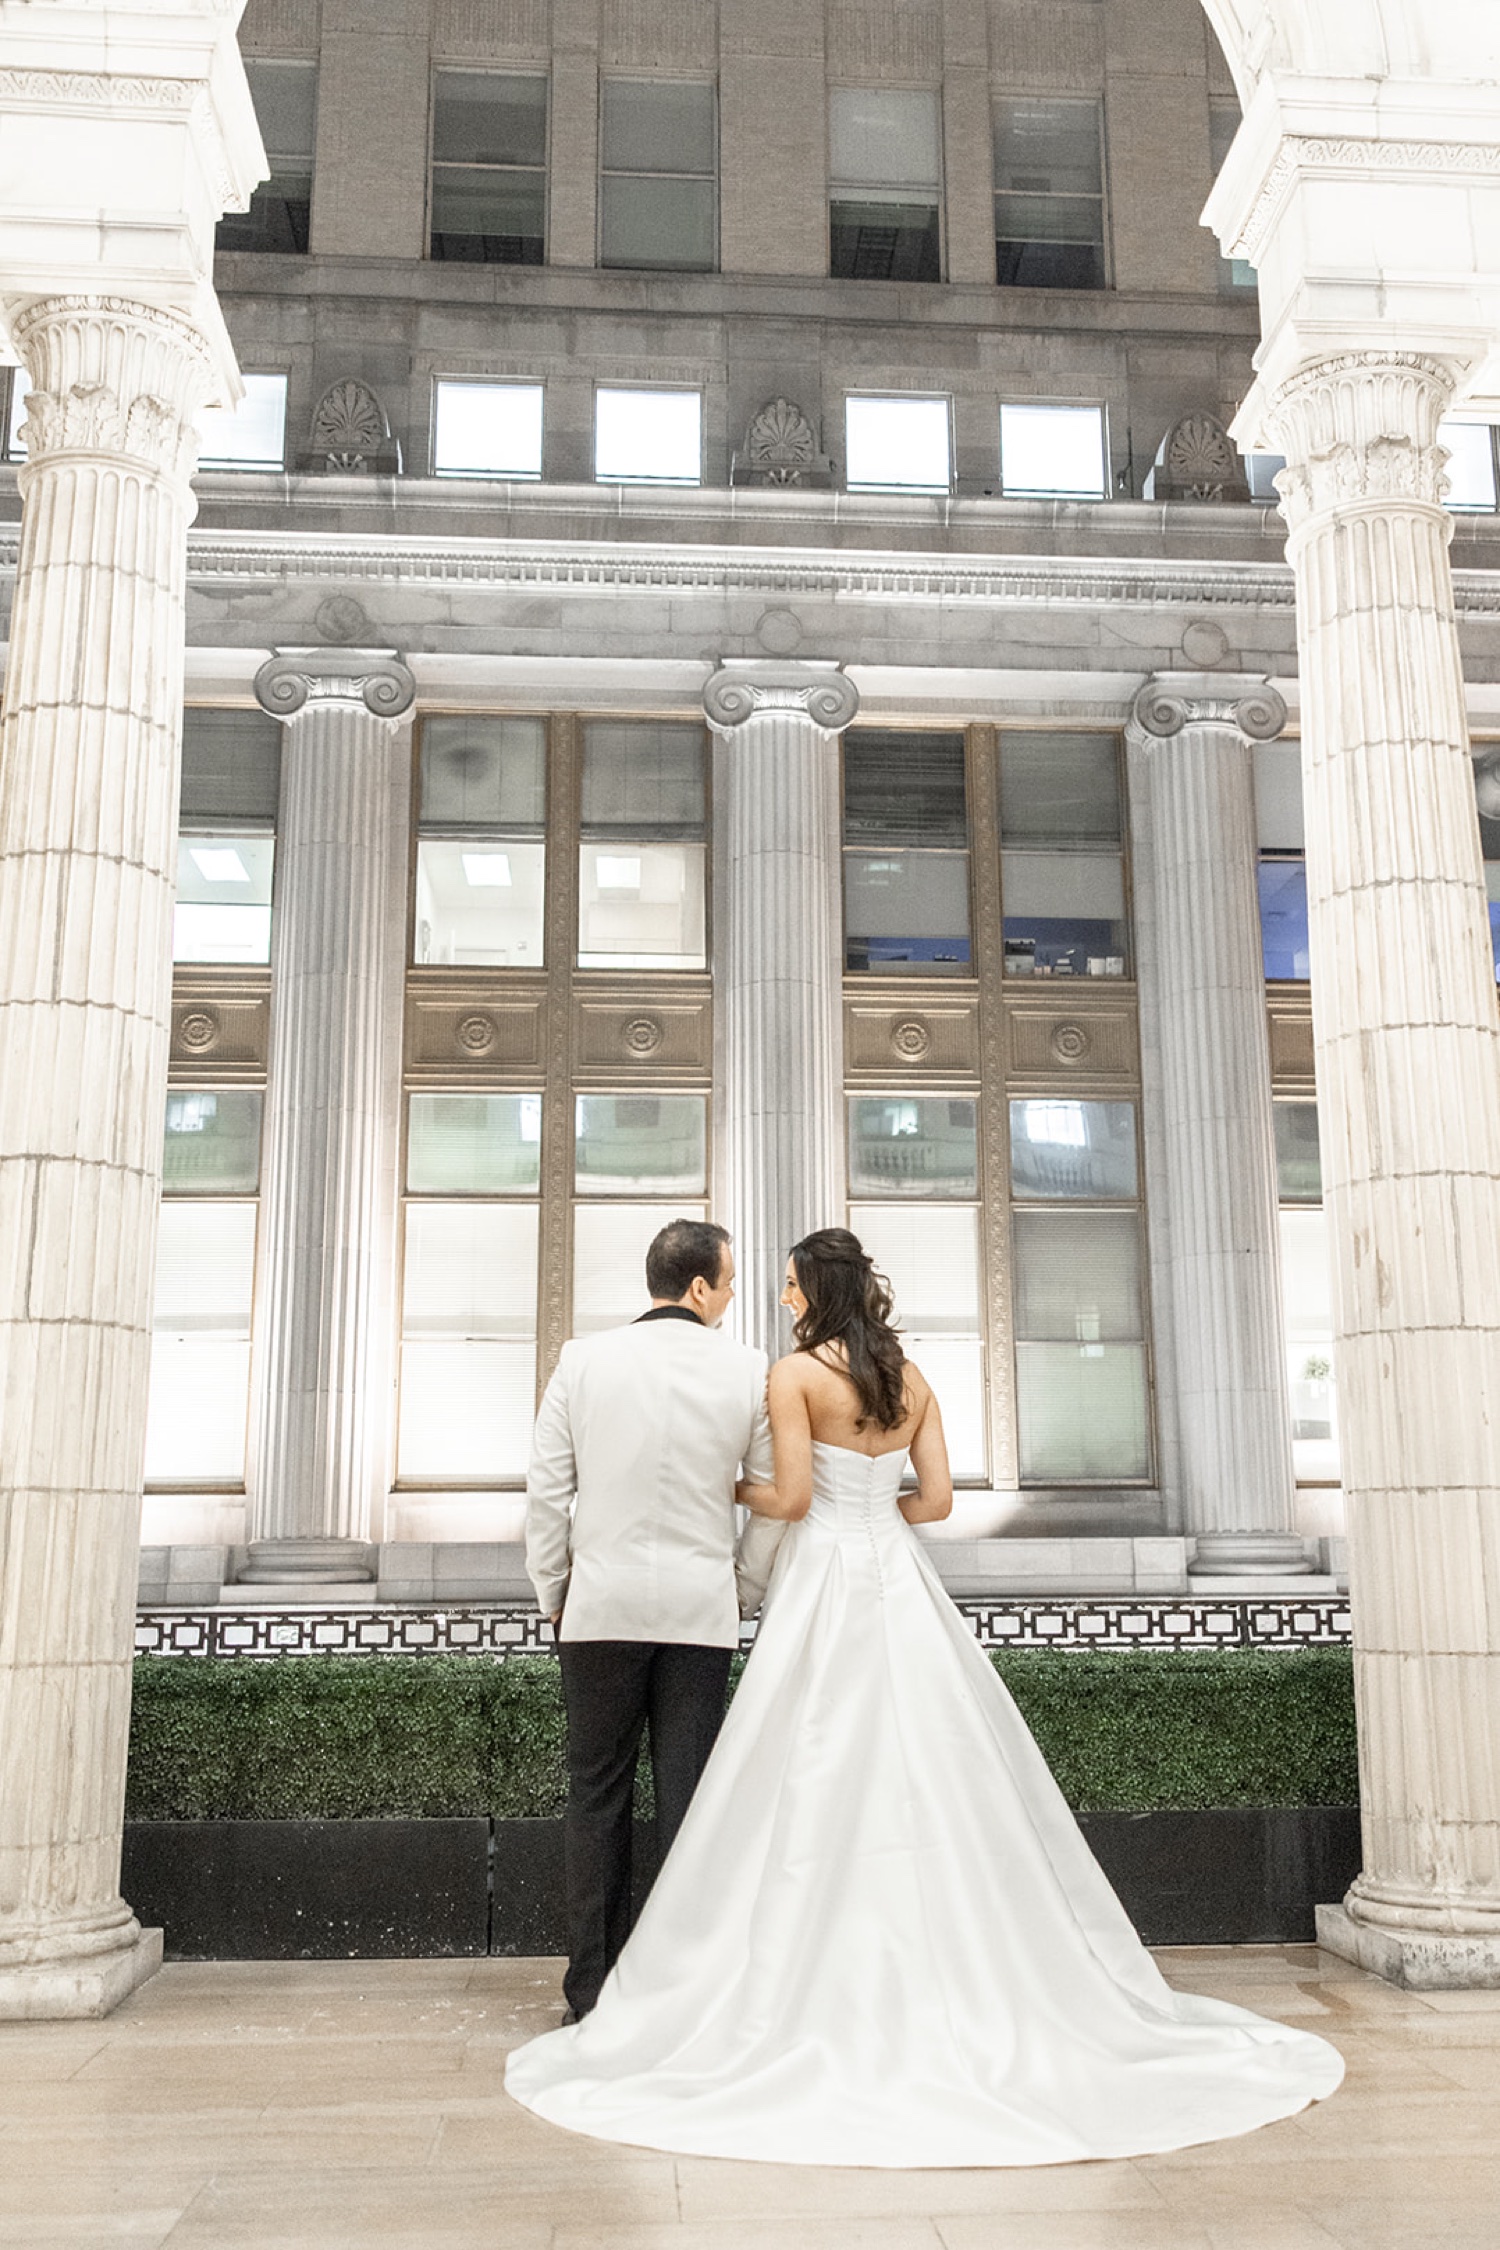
505,1442,1344,2167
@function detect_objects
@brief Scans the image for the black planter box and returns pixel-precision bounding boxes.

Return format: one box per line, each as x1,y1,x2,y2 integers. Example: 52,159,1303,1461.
122,1807,1360,1962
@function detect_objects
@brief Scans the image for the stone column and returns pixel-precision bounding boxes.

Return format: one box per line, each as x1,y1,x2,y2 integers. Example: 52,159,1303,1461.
703,662,860,1354
1128,675,1307,1578
0,296,217,2017
240,650,415,1586
1264,353,1500,1986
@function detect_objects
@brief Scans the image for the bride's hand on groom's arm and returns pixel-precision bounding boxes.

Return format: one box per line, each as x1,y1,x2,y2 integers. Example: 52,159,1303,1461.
737,1477,798,1520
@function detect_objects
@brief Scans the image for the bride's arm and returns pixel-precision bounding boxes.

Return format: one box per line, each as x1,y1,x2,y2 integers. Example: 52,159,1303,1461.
899,1376,954,1524
742,1357,815,1523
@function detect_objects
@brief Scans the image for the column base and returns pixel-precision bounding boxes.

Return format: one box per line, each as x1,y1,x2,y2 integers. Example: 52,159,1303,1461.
236,1538,377,1585
1189,1532,1313,1576
1317,1902,1500,1990
0,1926,162,2021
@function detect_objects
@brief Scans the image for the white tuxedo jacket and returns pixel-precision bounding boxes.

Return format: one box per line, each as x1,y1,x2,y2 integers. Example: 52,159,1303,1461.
525,1312,774,1647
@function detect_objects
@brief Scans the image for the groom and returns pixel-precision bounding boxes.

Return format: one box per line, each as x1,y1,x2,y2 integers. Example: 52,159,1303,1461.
525,1217,775,2021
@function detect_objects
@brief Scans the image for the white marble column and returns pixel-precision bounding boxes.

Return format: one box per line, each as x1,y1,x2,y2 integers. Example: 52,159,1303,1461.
241,650,415,1585
1264,353,1500,1986
1128,676,1306,1578
704,662,860,1353
0,296,217,2017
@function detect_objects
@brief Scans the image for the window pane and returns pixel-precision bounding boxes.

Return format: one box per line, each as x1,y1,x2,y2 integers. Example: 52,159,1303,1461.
1258,859,1310,980
174,834,275,964
601,173,717,269
6,372,28,459
993,98,1101,196
829,87,940,189
1015,1343,1150,1481
430,170,545,263
421,715,546,827
407,1094,542,1193
594,387,702,482
181,708,282,824
576,1095,706,1193
582,721,705,833
196,374,287,470
1440,421,1497,511
398,1203,537,1478
1001,850,1126,976
414,838,546,965
1281,1206,1339,1484
432,71,547,166
999,404,1106,497
573,1201,708,1332
848,1098,977,1197
995,202,1105,290
1000,731,1121,845
1246,452,1285,500
1274,1101,1322,1204
1009,1100,1137,1201
1254,741,1305,852
144,1201,256,1484
829,198,941,282
1012,1208,1142,1341
849,1203,985,1476
602,78,716,174
163,1090,263,1194
402,1202,537,1335
844,730,967,846
845,396,951,491
845,850,970,972
245,58,318,160
578,842,707,967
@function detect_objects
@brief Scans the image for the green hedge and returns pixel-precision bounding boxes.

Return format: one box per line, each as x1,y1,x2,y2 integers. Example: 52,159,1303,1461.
126,1649,1357,1821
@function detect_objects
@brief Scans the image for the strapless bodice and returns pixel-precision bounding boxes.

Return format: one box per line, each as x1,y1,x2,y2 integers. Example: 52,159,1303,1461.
806,1439,909,1532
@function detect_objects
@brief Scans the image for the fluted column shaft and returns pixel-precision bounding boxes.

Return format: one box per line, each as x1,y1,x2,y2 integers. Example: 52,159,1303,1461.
704,663,859,1354
244,651,414,1582
1129,677,1303,1573
1268,353,1500,1978
0,296,215,2014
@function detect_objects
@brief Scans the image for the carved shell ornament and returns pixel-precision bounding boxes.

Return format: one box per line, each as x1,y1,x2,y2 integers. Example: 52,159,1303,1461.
745,397,818,484
309,378,389,470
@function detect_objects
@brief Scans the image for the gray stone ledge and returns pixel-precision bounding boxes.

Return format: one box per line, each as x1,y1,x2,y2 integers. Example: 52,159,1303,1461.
1317,1901,1500,1990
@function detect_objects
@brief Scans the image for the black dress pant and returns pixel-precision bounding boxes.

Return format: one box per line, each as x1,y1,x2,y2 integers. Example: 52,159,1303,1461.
557,1638,733,2017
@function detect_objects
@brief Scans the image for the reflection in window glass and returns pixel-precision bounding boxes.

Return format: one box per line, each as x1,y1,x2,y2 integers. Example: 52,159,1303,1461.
163,1091,263,1194
1000,731,1126,977
1258,860,1310,980
174,834,275,963
851,1203,986,1476
1274,1102,1322,1204
398,1202,538,1478
594,387,702,482
433,381,543,477
1281,1206,1339,1484
600,79,717,271
416,716,547,965
576,1096,707,1194
574,1201,709,1331
1012,1209,1149,1480
1472,759,1500,981
144,1201,257,1484
430,71,547,264
829,86,942,281
407,1094,541,1193
844,728,970,973
844,395,951,492
848,1098,977,1198
999,404,1107,498
993,98,1104,289
579,721,707,966
1009,1100,1136,1201
197,373,288,471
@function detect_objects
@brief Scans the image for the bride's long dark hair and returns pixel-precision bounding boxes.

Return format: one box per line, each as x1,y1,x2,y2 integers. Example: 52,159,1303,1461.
788,1228,908,1431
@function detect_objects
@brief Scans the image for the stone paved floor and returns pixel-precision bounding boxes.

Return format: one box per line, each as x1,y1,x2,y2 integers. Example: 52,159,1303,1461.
2,1945,1498,2248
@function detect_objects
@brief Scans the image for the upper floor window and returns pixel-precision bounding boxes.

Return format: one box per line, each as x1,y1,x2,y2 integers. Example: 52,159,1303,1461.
845,394,951,494
599,79,717,272
999,402,1107,499
594,386,702,484
999,732,1128,978
1208,103,1256,293
829,87,942,281
216,60,317,254
430,71,547,264
579,721,707,968
414,717,547,966
175,708,281,964
1440,421,1499,511
844,728,970,974
4,370,27,460
1254,739,1307,981
432,379,544,478
196,373,288,472
993,97,1105,289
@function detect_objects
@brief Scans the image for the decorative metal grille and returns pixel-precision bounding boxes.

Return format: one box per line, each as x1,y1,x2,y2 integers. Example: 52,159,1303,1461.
136,1597,1351,1660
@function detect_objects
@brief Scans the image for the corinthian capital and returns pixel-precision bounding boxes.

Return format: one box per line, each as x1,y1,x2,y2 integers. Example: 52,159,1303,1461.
1131,674,1287,743
703,661,860,733
8,295,217,484
1263,352,1459,534
255,648,416,723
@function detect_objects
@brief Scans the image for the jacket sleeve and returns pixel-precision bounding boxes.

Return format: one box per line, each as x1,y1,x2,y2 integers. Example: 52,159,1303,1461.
525,1349,577,1619
740,1350,775,1485
734,1515,788,1618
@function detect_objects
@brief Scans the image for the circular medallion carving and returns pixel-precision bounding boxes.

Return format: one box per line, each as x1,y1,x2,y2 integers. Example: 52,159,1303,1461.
1050,1022,1092,1065
1181,619,1229,668
177,1008,220,1053
890,1019,931,1062
622,1016,664,1057
455,1012,498,1055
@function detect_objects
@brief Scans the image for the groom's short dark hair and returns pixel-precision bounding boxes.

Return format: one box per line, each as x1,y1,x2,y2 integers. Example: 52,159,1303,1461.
647,1219,731,1301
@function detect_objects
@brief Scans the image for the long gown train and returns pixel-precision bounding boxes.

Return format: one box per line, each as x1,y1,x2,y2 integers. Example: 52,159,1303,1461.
505,1442,1344,2167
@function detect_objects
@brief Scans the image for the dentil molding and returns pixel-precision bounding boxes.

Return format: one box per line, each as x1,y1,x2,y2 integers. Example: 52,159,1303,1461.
254,647,416,721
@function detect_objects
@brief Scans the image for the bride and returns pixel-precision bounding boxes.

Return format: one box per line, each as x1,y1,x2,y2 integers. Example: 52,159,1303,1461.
505,1227,1343,2167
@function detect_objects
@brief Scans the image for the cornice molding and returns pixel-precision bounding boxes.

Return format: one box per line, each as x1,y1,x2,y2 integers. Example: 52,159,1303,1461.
1232,137,1500,265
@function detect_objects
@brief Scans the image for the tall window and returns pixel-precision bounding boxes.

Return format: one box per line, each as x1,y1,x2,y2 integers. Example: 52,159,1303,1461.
829,87,942,281
599,79,717,271
999,732,1128,978
993,97,1105,289
843,728,970,974
1274,1101,1339,1486
573,1097,710,1333
1254,739,1308,981
578,721,708,967
144,1091,264,1486
176,709,281,965
854,1195,988,1478
414,716,547,966
1474,748,1500,980
1009,1100,1150,1481
1208,103,1256,292
216,60,317,254
430,72,547,263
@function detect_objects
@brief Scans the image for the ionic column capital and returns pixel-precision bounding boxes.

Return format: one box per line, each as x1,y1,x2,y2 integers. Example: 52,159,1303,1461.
703,660,860,734
1262,351,1461,535
1130,674,1287,744
254,647,416,724
5,293,218,486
